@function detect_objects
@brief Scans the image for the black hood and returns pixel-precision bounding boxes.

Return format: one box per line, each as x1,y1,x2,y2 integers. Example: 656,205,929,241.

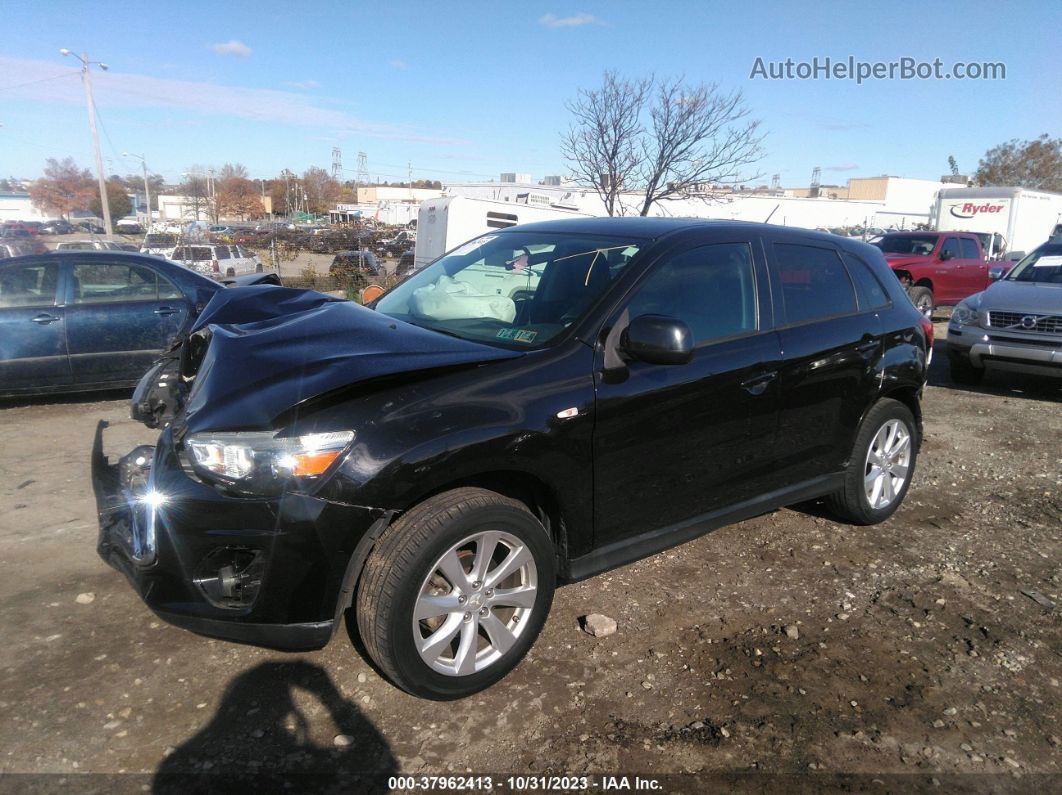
181,286,522,432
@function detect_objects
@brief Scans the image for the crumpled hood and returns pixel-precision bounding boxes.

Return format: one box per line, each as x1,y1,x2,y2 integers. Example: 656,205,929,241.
976,279,1062,313
182,286,521,432
882,253,932,268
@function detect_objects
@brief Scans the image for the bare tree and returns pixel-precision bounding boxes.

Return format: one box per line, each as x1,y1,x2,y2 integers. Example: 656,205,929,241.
561,71,648,216
562,72,765,217
179,172,210,222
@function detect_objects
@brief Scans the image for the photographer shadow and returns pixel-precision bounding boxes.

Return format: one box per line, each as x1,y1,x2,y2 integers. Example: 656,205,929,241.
153,660,397,794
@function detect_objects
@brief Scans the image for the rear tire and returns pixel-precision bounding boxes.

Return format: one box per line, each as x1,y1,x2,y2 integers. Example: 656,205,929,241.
908,286,934,316
826,398,918,525
356,487,555,700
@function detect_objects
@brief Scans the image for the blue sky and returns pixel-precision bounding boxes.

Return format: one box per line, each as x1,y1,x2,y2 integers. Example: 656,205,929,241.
0,0,1059,188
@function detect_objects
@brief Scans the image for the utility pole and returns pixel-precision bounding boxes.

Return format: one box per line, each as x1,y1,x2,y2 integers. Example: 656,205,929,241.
123,152,150,229
207,168,217,223
61,49,113,235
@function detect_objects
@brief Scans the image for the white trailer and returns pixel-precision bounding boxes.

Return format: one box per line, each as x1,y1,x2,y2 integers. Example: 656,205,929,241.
414,195,591,268
933,187,1062,259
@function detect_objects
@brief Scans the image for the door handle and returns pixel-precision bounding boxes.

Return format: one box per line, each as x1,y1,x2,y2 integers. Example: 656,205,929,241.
31,313,60,325
741,370,777,396
154,306,177,316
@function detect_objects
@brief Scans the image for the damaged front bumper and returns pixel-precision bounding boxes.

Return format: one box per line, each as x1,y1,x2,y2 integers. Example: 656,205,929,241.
92,421,383,651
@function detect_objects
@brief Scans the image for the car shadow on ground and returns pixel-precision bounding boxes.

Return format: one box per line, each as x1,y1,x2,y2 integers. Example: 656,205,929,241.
152,660,397,794
0,387,133,409
927,338,1062,403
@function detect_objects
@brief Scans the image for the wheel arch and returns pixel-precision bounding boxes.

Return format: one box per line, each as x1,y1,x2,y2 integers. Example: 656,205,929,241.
408,470,570,565
334,468,572,624
877,385,923,449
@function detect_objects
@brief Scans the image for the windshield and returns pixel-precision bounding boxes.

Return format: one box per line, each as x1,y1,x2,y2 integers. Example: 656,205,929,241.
374,231,644,348
1006,244,1062,284
875,235,939,255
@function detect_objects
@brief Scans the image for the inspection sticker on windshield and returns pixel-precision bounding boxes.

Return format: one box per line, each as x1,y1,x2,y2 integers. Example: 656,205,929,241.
497,328,537,343
1033,255,1062,267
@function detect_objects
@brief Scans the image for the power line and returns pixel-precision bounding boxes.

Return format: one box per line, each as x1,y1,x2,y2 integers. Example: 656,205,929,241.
0,71,80,92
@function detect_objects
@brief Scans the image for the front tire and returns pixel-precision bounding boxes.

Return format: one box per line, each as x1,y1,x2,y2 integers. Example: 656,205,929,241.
356,488,555,699
908,285,934,317
826,398,918,525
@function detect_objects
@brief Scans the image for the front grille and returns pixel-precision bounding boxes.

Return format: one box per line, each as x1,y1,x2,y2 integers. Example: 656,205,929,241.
987,311,1062,335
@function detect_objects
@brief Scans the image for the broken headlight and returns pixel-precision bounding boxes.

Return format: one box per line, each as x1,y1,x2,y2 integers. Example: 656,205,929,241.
185,430,354,495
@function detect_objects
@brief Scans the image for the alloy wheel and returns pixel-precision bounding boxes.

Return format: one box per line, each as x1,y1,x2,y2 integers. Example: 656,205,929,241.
412,531,538,676
864,418,912,509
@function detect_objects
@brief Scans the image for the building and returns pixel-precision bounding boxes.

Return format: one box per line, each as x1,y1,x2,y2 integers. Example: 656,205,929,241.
353,186,444,204
541,176,563,186
500,173,532,184
444,176,933,229
0,191,48,222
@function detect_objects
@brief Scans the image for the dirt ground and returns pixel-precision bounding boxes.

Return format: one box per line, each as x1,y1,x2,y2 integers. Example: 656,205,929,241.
0,322,1060,793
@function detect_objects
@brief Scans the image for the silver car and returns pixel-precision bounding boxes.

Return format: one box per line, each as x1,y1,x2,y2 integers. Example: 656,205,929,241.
946,241,1062,383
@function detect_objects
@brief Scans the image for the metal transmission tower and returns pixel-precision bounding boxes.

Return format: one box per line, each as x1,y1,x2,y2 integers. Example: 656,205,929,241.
771,173,780,191
331,147,343,181
810,166,822,198
356,152,370,186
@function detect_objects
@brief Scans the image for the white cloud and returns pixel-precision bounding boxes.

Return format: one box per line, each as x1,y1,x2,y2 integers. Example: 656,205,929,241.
826,163,860,172
539,12,604,28
282,79,320,90
388,59,409,71
0,56,468,147
211,40,252,57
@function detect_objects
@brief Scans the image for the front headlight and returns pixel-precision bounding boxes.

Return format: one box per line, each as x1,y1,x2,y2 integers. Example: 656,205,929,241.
185,430,354,494
950,303,981,328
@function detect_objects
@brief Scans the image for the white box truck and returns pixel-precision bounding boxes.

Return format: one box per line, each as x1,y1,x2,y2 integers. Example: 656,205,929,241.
414,195,591,269
933,187,1062,260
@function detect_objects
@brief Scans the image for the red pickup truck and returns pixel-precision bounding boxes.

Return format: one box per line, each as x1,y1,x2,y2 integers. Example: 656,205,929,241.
874,231,992,313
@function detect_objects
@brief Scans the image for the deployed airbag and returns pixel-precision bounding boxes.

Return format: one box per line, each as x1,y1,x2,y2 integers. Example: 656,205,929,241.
411,275,516,323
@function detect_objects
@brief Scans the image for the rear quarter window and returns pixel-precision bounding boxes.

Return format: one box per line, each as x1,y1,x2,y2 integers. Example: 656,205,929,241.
842,252,890,310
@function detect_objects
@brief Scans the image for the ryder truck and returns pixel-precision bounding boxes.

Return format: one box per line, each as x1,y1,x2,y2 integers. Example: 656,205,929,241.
933,186,1062,261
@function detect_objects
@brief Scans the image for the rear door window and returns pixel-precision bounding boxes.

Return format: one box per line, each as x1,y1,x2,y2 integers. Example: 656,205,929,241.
959,238,980,259
773,243,857,325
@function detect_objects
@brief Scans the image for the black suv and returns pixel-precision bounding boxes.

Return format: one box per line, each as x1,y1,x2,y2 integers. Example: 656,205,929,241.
95,218,930,699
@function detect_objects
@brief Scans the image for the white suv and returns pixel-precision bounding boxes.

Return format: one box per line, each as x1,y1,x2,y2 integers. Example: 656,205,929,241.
163,244,264,278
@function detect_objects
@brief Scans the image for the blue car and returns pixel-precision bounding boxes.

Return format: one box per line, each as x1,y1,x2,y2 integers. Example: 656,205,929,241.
0,251,224,397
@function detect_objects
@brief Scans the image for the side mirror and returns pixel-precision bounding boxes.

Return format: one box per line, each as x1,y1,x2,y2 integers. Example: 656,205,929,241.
988,266,1008,281
621,314,693,365
938,249,952,261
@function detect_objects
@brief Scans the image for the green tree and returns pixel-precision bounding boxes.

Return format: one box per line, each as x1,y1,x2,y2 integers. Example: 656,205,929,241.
90,179,133,221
